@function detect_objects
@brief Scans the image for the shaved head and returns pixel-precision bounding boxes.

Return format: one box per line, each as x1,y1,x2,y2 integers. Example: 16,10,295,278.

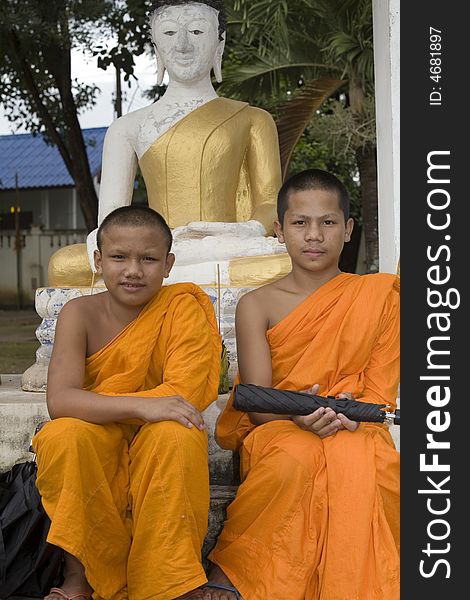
278,169,350,227
97,206,172,253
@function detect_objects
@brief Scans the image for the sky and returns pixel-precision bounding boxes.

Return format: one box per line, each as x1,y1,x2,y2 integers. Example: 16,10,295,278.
0,48,158,136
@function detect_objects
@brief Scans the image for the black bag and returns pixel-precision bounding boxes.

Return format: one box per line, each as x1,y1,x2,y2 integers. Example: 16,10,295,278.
0,459,63,598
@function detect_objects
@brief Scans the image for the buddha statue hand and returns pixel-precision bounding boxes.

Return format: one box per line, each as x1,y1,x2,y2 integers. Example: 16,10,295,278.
172,220,267,241
86,228,99,273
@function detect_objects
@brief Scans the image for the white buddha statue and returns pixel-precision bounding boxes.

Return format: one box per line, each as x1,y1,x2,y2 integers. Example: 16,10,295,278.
48,0,290,288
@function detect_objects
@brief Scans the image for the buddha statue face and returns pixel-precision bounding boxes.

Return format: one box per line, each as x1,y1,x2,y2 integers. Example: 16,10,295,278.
150,1,226,85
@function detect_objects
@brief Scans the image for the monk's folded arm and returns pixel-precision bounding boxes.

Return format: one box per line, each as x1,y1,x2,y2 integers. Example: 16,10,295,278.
48,387,179,424
101,294,220,413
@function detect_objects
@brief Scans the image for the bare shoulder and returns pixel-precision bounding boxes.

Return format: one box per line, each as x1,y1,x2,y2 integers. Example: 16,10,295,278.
56,293,106,333
238,284,269,310
236,280,283,322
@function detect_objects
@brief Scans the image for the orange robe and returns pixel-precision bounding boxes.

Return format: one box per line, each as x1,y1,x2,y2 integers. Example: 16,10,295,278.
210,273,400,600
33,283,221,600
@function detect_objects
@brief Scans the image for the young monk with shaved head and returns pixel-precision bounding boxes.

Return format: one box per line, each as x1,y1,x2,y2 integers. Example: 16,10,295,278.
207,169,400,600
33,206,223,600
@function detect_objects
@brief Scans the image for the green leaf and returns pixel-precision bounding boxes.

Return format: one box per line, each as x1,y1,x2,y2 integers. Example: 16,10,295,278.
276,78,345,178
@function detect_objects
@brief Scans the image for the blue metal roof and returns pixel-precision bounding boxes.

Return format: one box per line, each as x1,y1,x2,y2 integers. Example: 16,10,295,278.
0,127,107,190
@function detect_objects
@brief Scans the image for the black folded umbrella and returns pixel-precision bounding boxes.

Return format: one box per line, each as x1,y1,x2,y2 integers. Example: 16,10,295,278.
233,384,400,425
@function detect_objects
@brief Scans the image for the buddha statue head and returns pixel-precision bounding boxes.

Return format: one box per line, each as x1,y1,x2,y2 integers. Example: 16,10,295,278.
149,1,226,86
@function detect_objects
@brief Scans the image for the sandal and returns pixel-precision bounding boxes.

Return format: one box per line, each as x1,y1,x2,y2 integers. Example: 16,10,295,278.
203,581,242,599
46,587,93,600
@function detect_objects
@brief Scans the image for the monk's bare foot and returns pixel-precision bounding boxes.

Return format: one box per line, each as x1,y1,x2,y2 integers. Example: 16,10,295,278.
44,551,93,600
201,563,242,600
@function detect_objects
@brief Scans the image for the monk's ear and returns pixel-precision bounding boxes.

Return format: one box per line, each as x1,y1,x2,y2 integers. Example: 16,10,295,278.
94,249,103,274
164,252,175,278
344,218,354,243
274,220,285,243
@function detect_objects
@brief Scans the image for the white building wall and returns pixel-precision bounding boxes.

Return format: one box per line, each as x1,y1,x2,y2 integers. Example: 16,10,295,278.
0,229,87,306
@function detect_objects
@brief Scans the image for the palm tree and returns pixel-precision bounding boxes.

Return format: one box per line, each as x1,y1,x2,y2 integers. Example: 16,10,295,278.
220,0,379,272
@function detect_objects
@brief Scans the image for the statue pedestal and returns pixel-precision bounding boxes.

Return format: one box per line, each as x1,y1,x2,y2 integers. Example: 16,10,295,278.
21,282,255,392
21,287,106,392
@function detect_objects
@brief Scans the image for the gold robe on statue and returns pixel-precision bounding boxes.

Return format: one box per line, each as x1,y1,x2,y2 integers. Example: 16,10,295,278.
138,97,281,230
210,273,400,600
33,283,221,600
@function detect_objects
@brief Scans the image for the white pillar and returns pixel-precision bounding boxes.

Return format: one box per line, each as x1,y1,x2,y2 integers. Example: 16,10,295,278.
373,0,400,274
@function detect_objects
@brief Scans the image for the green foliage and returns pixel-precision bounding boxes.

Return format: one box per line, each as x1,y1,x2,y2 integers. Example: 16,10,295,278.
222,0,373,104
0,0,156,228
221,0,376,174
223,0,378,271
92,0,154,83
0,1,105,130
219,340,230,394
308,96,377,156
0,0,154,134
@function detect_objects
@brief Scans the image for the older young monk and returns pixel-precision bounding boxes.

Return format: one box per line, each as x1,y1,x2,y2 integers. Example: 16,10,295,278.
206,169,400,600
32,206,222,600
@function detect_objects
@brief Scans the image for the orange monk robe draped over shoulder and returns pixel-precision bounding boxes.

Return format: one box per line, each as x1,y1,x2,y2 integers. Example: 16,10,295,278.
211,273,400,600
34,283,221,600
84,282,221,410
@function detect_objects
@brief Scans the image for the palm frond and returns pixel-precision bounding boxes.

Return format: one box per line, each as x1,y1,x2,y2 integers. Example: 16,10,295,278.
276,78,345,178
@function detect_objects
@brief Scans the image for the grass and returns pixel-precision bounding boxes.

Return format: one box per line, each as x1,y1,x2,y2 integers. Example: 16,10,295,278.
0,310,41,374
0,341,39,374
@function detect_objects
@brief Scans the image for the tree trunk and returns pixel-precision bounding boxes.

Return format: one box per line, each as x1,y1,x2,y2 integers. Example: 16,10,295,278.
339,222,362,273
62,92,99,231
356,143,379,273
7,23,99,231
45,16,99,232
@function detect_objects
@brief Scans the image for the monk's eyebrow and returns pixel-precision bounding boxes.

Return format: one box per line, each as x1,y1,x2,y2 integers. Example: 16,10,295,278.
289,212,341,219
320,212,341,219
289,213,310,219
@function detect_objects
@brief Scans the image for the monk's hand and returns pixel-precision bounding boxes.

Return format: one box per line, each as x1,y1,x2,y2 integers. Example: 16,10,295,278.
293,407,342,439
335,392,360,432
292,384,341,439
140,396,206,430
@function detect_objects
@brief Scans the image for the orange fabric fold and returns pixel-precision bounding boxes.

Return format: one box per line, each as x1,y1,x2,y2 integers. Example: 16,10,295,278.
210,273,400,600
84,282,222,411
34,282,221,600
